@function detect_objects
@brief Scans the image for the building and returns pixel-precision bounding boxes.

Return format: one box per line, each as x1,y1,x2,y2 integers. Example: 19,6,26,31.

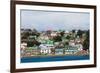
39,40,54,55
39,44,51,54
21,42,27,57
22,46,40,57
50,31,57,37
37,34,49,43
64,46,78,55
54,45,64,55
21,42,27,50
55,47,64,55
75,43,83,51
69,40,75,46
28,35,37,40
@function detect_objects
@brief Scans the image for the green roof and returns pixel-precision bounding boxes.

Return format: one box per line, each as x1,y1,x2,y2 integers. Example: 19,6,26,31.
40,40,54,44
27,46,39,50
46,40,54,44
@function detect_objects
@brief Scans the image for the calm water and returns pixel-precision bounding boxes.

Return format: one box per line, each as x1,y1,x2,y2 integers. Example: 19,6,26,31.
21,55,89,63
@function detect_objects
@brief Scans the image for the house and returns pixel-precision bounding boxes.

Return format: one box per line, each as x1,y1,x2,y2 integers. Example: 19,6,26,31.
54,42,60,47
28,35,37,40
75,37,81,43
64,46,78,55
55,45,64,55
69,40,75,46
21,42,27,50
30,46,40,55
64,42,83,55
39,44,51,54
21,42,27,57
37,34,49,43
23,46,40,57
39,40,54,55
50,32,57,37
64,31,69,37
55,47,64,55
75,43,83,51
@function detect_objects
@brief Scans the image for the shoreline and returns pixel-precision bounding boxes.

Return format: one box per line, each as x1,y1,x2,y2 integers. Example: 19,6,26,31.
21,54,89,58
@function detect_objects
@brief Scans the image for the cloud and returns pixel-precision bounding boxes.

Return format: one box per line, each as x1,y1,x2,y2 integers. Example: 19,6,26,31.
21,10,90,31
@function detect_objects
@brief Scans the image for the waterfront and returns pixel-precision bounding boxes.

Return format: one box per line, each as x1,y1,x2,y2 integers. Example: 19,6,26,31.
21,55,89,63
20,10,90,63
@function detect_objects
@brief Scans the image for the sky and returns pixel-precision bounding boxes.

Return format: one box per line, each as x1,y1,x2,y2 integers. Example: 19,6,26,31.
21,9,90,31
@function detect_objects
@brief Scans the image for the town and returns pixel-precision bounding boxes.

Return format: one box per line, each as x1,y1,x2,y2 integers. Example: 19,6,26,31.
21,28,89,58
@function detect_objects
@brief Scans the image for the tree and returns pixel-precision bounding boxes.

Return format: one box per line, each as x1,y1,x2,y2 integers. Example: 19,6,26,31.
77,30,83,38
86,30,89,39
27,40,41,47
46,30,51,35
21,31,30,39
31,28,40,37
65,41,69,45
72,30,75,33
66,35,71,39
53,35,62,42
60,30,65,36
83,38,89,50
83,30,89,50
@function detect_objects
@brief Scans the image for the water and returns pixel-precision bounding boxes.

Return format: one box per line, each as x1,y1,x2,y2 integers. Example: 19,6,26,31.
21,55,89,63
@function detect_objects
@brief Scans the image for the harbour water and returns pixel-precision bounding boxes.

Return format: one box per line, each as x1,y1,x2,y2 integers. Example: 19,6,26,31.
21,55,89,63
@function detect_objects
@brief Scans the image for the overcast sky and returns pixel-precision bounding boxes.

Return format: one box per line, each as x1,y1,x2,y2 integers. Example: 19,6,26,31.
21,10,90,31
